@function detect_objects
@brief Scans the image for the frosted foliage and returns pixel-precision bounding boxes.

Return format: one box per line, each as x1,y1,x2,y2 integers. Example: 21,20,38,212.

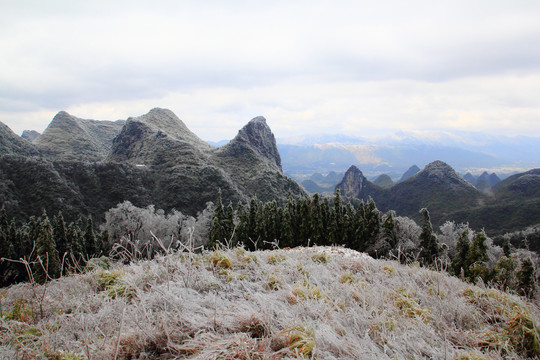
2,246,537,359
101,201,213,249
438,221,472,258
394,216,421,252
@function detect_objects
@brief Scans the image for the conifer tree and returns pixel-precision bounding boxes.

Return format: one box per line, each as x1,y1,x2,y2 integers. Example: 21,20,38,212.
320,197,331,246
492,255,517,291
84,217,98,257
502,237,511,257
330,189,344,245
53,212,68,258
309,193,323,245
209,190,226,248
66,220,84,258
234,202,248,247
466,231,489,282
246,196,260,249
224,202,235,243
418,208,439,266
34,211,61,283
280,195,295,248
363,198,381,253
517,258,535,298
381,211,398,251
452,228,471,277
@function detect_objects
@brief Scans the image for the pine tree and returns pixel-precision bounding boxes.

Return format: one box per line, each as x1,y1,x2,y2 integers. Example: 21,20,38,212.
223,202,235,243
517,258,535,298
492,255,517,291
280,195,295,248
362,198,381,254
234,202,248,247
452,228,471,277
309,193,324,246
329,189,344,245
53,212,68,258
84,217,98,257
502,237,511,257
34,211,61,283
209,190,226,248
246,197,260,250
466,231,490,283
418,208,439,266
381,211,398,252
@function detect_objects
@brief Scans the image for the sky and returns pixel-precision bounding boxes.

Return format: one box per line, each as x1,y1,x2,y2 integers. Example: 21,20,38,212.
1,0,540,141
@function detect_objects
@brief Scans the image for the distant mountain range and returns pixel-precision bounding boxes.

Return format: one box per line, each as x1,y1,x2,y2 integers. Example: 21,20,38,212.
335,161,540,235
275,131,540,178
0,109,304,222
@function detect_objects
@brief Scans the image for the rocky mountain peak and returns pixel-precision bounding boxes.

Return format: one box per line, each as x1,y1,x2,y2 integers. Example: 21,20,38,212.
399,165,421,182
34,111,125,162
125,108,209,148
221,116,282,171
335,165,378,199
21,130,41,142
416,160,475,191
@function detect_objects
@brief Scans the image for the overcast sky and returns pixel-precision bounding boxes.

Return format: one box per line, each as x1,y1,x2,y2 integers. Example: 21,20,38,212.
1,0,540,141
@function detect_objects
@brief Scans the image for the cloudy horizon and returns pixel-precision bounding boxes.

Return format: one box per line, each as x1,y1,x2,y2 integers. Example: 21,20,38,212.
2,0,540,141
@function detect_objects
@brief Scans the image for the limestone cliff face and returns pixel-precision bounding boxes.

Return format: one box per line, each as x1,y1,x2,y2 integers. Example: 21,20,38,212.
217,116,282,171
34,111,125,162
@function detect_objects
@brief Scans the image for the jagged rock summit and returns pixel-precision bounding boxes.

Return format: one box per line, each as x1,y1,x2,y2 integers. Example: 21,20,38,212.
219,116,282,171
34,111,125,162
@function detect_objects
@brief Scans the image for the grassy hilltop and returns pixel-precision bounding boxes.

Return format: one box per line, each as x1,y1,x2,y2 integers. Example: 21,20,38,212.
1,246,538,359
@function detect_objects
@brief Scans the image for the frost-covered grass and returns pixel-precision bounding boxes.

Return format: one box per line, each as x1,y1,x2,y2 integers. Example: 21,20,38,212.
1,246,538,359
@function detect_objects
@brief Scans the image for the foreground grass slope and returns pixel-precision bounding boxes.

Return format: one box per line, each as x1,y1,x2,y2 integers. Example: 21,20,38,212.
1,246,538,359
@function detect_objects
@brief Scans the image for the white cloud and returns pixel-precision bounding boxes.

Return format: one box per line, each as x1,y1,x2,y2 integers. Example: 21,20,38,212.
1,0,540,139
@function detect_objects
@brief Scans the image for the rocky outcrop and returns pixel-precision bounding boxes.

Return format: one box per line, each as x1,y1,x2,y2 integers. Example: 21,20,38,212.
34,111,125,162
